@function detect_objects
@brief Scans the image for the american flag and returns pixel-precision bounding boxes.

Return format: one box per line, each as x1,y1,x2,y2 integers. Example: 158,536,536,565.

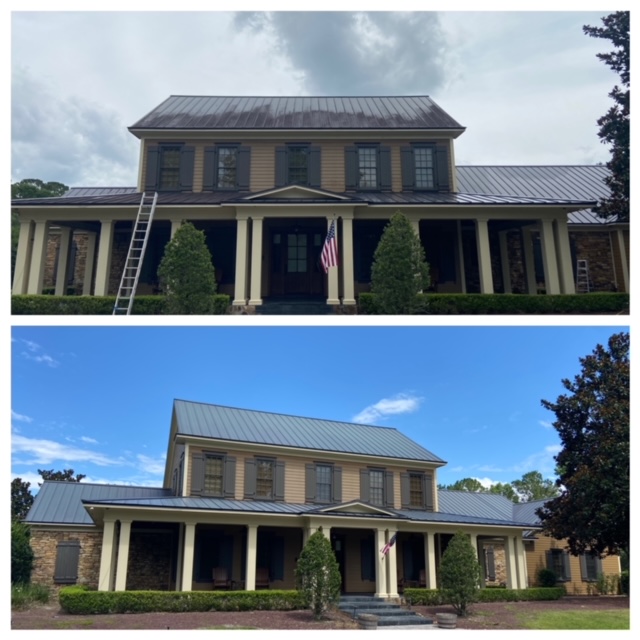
381,533,397,556
321,220,338,273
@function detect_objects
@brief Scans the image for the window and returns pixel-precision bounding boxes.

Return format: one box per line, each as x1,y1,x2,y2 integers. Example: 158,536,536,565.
245,458,285,500
409,473,424,507
275,145,320,187
256,458,275,499
190,451,236,498
316,464,332,501
400,471,434,511
203,145,250,190
414,146,435,189
145,144,195,192
580,552,602,582
216,147,237,188
203,455,224,495
54,540,80,584
288,145,309,184
400,144,450,192
360,468,393,507
369,469,385,505
345,145,391,191
305,463,342,503
158,145,182,190
358,146,378,189
546,549,571,582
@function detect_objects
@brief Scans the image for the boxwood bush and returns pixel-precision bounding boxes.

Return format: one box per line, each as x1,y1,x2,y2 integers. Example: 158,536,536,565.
403,586,564,605
59,587,305,615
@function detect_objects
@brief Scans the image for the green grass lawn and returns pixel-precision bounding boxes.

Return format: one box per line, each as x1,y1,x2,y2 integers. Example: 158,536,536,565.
521,610,629,630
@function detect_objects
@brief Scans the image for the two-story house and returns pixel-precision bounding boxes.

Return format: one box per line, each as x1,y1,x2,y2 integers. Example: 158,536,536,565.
27,399,543,595
11,96,629,311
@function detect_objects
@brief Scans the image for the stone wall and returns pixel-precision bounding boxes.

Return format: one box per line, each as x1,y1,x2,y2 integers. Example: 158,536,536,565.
44,231,94,293
483,544,508,586
126,530,176,591
570,230,617,292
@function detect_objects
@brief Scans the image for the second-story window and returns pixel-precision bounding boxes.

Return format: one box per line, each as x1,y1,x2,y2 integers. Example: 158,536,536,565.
158,145,182,190
256,458,275,499
409,473,424,508
369,469,385,505
190,451,236,498
361,467,393,507
358,146,378,189
216,147,237,188
400,143,450,192
414,146,435,189
316,464,332,501
204,455,224,495
305,462,342,504
345,145,391,191
288,145,309,184
245,457,285,501
275,145,321,188
401,470,433,511
145,143,195,192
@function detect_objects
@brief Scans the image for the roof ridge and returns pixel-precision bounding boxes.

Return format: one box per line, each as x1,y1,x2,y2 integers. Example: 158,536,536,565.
166,94,433,99
41,480,163,489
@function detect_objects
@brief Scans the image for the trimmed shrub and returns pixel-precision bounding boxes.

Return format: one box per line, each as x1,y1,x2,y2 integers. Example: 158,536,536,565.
439,531,481,616
536,568,557,588
403,588,443,606
405,587,564,605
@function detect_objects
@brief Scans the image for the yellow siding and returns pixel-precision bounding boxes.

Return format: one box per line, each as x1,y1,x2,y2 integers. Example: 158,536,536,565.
250,141,276,191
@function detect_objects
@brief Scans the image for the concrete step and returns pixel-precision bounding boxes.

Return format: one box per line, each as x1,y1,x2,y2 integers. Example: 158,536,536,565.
351,609,419,617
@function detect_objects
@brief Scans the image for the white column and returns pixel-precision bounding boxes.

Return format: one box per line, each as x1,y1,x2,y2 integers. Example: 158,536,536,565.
26,220,49,294
521,228,538,294
181,523,196,592
386,530,399,598
514,535,528,589
170,219,182,239
54,227,72,296
409,216,420,236
498,231,512,293
341,213,356,305
246,524,258,590
475,216,494,293
375,528,388,597
82,232,97,295
233,216,250,305
539,218,561,295
98,519,117,591
321,526,331,540
114,520,132,591
616,229,629,292
94,220,114,296
554,217,575,294
456,220,467,293
248,216,264,306
505,535,518,590
425,531,437,588
12,220,35,294
326,217,340,305
469,533,479,558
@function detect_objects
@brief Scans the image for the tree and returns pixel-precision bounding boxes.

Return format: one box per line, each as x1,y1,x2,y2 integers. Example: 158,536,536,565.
370,211,430,314
439,531,481,616
11,478,34,521
487,482,519,503
511,471,559,503
537,332,629,557
11,520,34,584
38,468,86,486
439,478,484,493
157,222,217,314
295,528,341,620
583,12,629,220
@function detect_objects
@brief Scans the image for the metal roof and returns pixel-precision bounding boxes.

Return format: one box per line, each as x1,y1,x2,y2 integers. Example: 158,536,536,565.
130,96,465,131
437,490,516,521
513,498,548,525
63,187,138,197
173,400,444,463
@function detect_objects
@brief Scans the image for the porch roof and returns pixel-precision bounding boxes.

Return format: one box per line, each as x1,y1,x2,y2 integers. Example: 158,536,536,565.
173,399,445,463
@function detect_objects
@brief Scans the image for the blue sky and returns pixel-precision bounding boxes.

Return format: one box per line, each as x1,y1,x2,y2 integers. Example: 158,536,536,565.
10,325,627,494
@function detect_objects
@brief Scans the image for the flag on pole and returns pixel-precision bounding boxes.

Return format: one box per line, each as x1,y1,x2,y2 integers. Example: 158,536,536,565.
321,220,338,273
381,533,397,556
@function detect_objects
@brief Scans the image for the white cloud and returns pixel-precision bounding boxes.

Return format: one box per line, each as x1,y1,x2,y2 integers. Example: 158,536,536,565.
136,454,167,476
353,393,423,424
11,410,33,423
21,351,59,368
511,445,562,476
11,434,122,467
80,436,99,444
539,420,554,429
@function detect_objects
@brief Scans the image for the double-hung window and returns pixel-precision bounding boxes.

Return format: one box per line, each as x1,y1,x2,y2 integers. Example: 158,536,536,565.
413,146,436,189
203,455,224,495
361,467,394,507
158,145,182,190
400,143,450,192
546,549,571,582
345,144,391,191
369,469,385,505
216,146,238,188
580,552,602,582
203,145,250,191
400,470,434,510
145,143,195,192
245,457,285,501
305,462,342,504
275,144,320,187
190,451,236,498
358,146,378,189
255,458,275,499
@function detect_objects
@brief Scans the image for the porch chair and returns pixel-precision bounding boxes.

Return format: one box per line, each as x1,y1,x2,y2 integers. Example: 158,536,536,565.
212,566,232,590
255,567,270,589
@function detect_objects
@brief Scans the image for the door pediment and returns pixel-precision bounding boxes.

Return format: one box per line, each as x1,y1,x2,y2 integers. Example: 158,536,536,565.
243,185,350,201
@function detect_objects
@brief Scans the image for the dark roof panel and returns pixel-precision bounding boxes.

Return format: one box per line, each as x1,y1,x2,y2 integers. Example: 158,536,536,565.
130,96,465,130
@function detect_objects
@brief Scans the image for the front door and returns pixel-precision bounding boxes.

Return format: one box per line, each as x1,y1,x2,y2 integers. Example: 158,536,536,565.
270,226,324,296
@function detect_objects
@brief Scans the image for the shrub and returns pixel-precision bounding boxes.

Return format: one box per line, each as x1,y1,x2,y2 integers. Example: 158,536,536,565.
537,568,557,588
403,588,442,605
11,582,50,609
620,571,629,595
295,529,341,620
11,521,34,585
157,222,217,314
438,531,481,616
404,587,564,605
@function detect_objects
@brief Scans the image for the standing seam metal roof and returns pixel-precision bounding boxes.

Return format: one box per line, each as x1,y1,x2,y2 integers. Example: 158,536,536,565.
173,400,444,463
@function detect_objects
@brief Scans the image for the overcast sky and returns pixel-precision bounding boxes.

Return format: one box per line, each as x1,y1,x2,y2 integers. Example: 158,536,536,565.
10,8,622,188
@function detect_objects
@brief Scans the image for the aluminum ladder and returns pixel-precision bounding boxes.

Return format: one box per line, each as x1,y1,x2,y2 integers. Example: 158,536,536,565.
576,259,590,293
113,192,158,315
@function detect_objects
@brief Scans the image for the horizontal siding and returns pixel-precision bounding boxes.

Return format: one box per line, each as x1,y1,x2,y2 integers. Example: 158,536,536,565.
250,141,276,192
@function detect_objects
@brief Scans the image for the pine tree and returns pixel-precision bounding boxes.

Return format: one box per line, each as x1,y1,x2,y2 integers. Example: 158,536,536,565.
439,531,481,616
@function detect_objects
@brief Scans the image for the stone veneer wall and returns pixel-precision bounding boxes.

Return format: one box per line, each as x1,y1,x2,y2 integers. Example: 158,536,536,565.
126,530,176,591
44,231,94,293
570,230,617,292
483,544,508,586
30,528,102,594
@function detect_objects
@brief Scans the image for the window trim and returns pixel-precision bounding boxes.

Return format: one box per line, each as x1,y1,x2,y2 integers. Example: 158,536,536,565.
202,452,226,497
356,144,380,191
547,548,572,582
411,143,437,191
157,143,184,191
214,144,240,190
254,456,276,500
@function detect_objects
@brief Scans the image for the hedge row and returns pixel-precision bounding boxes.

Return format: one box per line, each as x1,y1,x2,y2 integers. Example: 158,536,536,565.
11,295,231,315
403,587,565,605
358,292,629,315
59,587,305,615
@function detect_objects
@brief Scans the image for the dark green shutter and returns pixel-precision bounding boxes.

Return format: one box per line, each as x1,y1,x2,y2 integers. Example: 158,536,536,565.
435,146,450,192
562,552,572,581
203,147,216,190
305,464,316,502
486,546,496,580
237,146,251,190
244,459,256,498
333,466,342,503
379,146,392,190
274,460,285,501
384,470,394,507
579,554,588,580
179,146,195,190
345,146,358,190
424,474,434,511
223,456,236,498
191,453,205,496
401,146,415,190
360,469,370,502
400,473,410,508
145,146,160,191
275,147,288,187
361,536,375,581
54,540,80,584
308,146,321,187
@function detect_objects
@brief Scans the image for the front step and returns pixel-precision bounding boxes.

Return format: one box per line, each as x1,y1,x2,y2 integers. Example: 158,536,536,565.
339,595,432,627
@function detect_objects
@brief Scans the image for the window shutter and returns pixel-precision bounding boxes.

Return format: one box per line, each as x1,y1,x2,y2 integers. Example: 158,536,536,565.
345,146,358,190
308,146,321,187
244,458,256,498
54,540,80,584
203,146,216,191
596,556,603,577
384,470,394,507
237,146,251,190
579,554,588,580
333,466,342,503
223,456,236,498
274,460,285,501
179,146,195,191
400,146,415,190
379,146,392,191
305,464,316,502
361,536,375,581
275,147,288,187
400,473,410,508
424,473,434,511
545,550,553,571
562,552,572,581
486,546,496,580
191,453,205,496
360,469,370,502
144,146,160,191
435,146,450,192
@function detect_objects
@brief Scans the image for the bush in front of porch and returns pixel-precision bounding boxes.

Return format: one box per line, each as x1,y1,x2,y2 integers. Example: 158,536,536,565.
439,531,481,616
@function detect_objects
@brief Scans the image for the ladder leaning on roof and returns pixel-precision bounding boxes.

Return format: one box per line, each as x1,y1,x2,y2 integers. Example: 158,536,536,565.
113,192,158,315
575,259,590,294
